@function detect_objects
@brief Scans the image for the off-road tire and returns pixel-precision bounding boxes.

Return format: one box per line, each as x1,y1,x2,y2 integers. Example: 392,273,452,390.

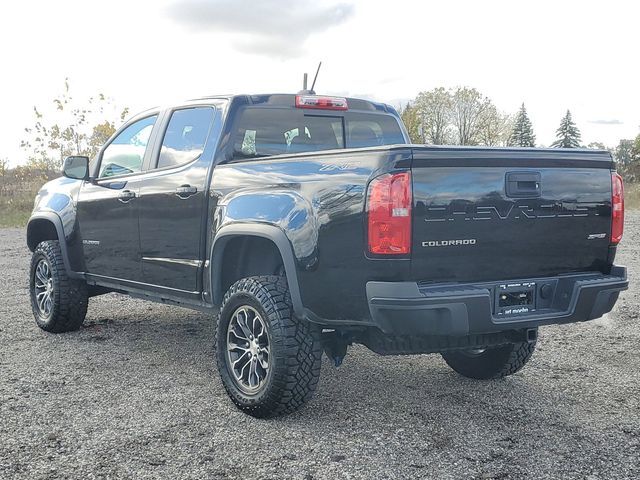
441,338,537,380
29,240,88,333
215,275,322,417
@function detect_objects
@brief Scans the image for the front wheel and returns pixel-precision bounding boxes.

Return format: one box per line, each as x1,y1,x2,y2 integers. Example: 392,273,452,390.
215,276,322,417
441,337,537,380
29,240,88,333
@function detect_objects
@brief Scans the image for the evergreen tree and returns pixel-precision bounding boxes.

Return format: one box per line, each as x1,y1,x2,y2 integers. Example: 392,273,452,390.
508,103,536,147
551,110,581,148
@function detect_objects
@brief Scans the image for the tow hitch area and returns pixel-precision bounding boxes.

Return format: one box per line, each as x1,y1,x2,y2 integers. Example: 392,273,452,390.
495,282,536,316
321,330,352,367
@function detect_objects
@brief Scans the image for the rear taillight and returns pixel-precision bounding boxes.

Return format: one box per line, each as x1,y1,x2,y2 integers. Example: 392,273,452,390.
611,172,624,244
367,172,412,255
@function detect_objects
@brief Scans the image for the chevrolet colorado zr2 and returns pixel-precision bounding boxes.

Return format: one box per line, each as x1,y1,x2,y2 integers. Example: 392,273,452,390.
27,93,628,417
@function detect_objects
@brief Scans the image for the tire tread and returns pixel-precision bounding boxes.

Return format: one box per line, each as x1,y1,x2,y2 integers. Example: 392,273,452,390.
215,275,321,417
442,339,536,380
30,240,88,333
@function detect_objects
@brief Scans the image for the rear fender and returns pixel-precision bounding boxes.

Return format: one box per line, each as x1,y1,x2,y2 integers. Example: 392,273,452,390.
208,190,319,317
210,224,305,317
220,189,319,264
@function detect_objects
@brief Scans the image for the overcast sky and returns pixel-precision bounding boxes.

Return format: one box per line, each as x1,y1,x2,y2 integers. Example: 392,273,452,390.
1,0,638,165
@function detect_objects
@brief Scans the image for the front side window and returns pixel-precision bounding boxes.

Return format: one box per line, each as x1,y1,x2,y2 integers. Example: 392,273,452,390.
157,107,214,169
99,115,157,178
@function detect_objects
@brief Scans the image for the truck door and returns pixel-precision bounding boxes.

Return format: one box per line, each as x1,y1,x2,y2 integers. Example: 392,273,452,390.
76,114,159,281
138,106,217,293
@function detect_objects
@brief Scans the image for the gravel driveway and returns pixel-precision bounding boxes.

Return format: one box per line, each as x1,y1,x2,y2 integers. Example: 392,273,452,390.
1,214,639,480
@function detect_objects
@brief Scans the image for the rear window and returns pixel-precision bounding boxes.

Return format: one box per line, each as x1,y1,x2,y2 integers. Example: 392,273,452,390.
231,107,404,160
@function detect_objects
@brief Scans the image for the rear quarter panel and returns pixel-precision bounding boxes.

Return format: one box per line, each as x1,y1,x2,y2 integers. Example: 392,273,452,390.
210,147,413,321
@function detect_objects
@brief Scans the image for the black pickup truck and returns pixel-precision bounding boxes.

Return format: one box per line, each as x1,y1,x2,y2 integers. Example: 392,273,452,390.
27,93,628,417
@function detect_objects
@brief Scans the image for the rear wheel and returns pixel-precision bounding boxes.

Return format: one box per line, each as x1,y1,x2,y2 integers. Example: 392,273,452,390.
215,275,322,417
441,337,536,379
29,240,88,333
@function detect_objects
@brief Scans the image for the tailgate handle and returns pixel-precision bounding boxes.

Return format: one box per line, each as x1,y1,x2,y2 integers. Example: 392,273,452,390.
505,172,541,198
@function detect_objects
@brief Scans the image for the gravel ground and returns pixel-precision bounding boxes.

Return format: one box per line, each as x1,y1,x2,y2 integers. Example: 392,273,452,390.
1,215,639,480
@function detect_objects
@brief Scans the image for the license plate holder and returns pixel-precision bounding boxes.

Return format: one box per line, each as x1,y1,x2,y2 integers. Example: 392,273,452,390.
494,282,536,316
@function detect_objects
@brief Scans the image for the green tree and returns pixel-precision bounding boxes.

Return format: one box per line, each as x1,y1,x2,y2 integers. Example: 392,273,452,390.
0,158,7,177
89,120,120,153
508,103,536,147
587,141,607,150
551,110,581,148
616,137,640,182
21,79,129,170
632,133,640,162
414,87,452,145
399,102,421,143
615,139,634,165
478,105,513,146
450,87,491,146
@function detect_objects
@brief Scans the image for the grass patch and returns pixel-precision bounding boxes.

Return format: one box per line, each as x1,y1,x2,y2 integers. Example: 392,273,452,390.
0,192,35,227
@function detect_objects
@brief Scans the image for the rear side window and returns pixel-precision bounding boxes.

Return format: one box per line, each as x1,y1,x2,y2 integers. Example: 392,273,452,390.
346,114,406,148
157,107,214,169
231,107,404,161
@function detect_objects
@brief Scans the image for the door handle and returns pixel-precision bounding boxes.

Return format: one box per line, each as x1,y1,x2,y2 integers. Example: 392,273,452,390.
175,185,198,199
505,172,541,198
118,190,136,203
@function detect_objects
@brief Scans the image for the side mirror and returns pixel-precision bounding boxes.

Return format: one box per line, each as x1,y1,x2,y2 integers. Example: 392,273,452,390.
62,156,90,180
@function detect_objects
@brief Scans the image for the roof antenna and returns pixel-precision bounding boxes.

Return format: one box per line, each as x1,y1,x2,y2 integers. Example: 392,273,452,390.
310,61,322,93
298,62,322,95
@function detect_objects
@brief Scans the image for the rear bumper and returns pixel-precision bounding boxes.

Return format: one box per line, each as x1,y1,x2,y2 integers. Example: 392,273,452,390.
366,266,628,335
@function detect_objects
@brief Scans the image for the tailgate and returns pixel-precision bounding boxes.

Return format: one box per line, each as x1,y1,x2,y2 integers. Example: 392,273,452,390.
410,148,614,283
